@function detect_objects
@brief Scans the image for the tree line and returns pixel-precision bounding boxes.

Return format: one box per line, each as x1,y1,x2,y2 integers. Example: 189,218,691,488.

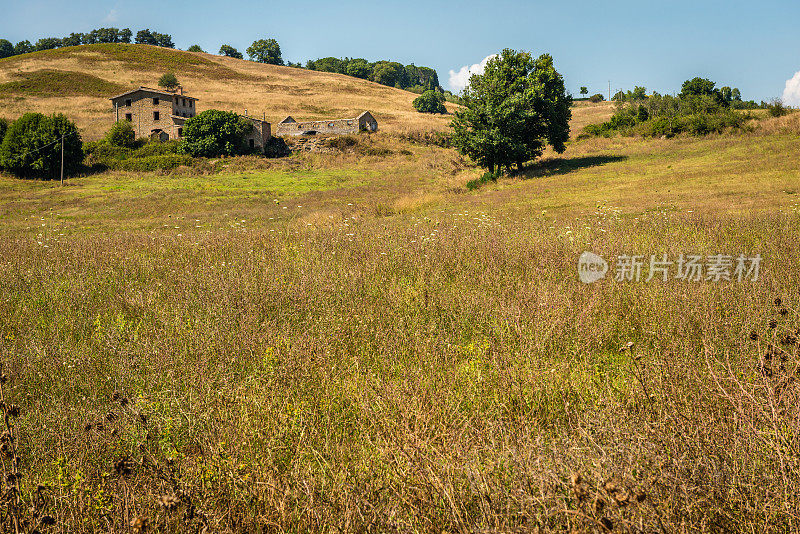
0,28,175,57
0,30,448,96
303,57,444,93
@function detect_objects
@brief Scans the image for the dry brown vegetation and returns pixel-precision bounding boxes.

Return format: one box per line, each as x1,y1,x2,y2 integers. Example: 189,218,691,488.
1,44,800,533
0,44,457,140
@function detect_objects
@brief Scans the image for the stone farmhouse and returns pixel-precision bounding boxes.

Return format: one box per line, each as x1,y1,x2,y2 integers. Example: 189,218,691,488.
110,86,271,149
275,111,378,136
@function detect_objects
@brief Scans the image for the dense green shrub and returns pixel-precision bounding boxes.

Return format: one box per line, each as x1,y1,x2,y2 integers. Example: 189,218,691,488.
589,93,604,103
583,77,754,139
767,98,789,118
105,120,136,148
413,90,447,114
179,110,251,157
186,45,204,53
85,139,181,169
0,113,83,178
0,118,8,142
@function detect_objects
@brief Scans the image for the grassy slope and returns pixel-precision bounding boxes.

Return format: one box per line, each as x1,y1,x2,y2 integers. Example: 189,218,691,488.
0,43,457,139
3,45,800,532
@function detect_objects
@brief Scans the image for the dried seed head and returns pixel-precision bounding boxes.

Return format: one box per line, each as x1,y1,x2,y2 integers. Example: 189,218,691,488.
570,472,588,502
614,488,631,506
130,516,149,533
158,494,180,509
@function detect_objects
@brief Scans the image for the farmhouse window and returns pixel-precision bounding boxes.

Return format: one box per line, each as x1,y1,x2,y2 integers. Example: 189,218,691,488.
125,113,132,121
125,99,131,107
178,128,183,137
153,111,160,121
153,98,159,105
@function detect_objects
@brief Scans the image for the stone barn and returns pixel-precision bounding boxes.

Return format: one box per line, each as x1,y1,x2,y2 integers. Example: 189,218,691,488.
275,111,378,136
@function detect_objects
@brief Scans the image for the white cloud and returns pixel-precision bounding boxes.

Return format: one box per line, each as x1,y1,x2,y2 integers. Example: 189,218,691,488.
448,54,497,93
783,71,800,107
104,9,118,23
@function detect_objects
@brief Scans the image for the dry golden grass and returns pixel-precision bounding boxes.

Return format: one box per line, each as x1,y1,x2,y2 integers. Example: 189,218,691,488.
0,44,458,139
569,100,615,137
2,43,800,533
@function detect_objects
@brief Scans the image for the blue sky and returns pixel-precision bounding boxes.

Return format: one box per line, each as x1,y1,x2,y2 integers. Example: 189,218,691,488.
3,0,799,102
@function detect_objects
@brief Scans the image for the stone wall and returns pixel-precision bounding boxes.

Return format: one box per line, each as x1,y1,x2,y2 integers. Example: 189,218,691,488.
275,117,360,136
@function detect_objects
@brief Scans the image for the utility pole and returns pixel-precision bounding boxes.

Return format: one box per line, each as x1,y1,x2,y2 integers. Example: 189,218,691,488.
60,133,64,186
608,80,611,102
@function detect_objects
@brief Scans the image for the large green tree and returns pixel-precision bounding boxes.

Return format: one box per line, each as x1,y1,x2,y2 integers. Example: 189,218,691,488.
219,44,243,59
0,113,83,178
0,39,14,59
450,49,571,174
247,39,283,65
179,110,251,157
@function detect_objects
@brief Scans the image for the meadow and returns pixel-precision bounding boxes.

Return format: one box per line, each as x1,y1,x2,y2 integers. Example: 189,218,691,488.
2,46,800,532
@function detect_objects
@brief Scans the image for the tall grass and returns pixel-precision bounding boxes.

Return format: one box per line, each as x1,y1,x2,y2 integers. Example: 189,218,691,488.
1,210,799,531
